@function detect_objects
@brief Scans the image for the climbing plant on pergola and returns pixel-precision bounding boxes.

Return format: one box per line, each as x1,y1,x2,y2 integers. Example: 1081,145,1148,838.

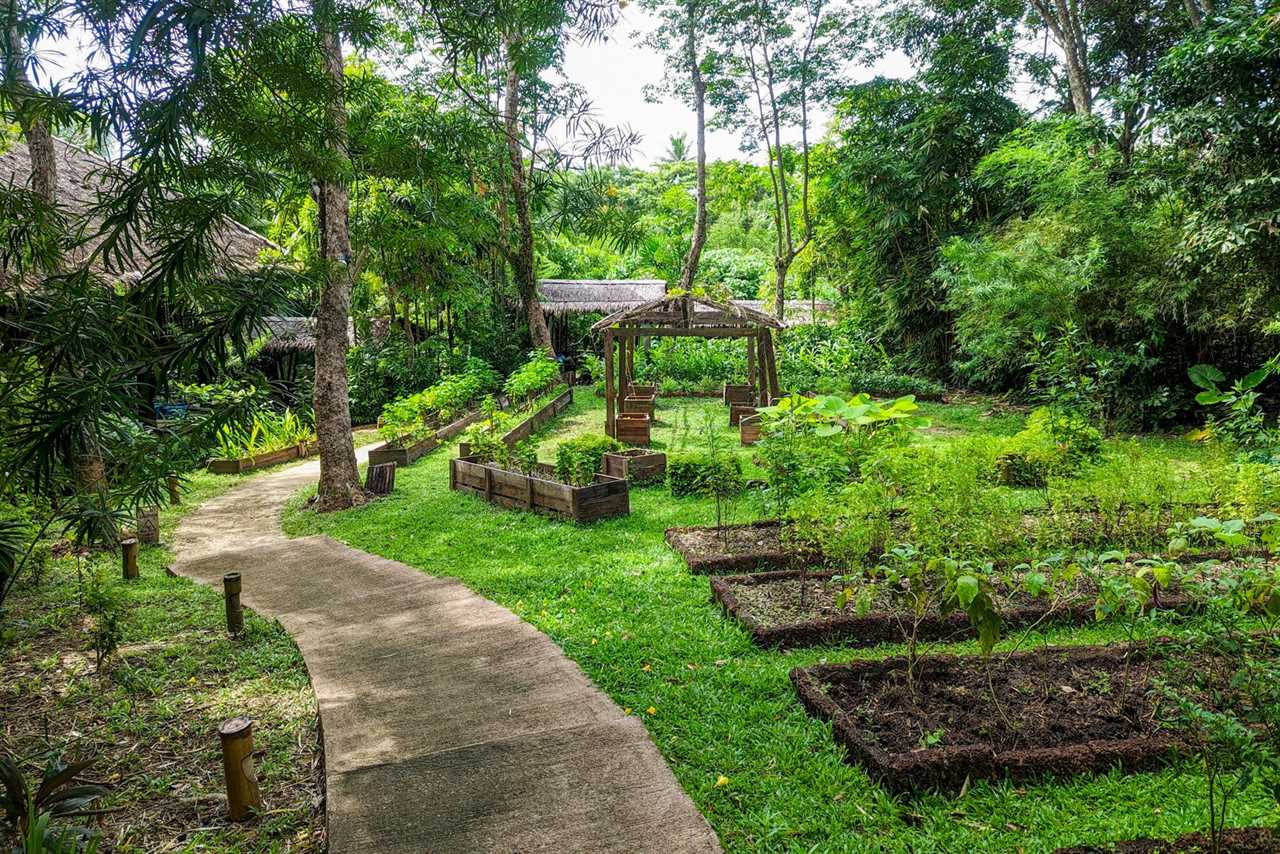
591,294,784,438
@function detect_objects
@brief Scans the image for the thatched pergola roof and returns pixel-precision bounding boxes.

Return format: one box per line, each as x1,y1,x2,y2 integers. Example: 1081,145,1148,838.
538,279,667,315
0,134,279,284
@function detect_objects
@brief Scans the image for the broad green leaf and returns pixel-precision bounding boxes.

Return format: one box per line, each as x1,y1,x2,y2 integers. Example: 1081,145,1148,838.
1188,363,1225,389
955,574,980,607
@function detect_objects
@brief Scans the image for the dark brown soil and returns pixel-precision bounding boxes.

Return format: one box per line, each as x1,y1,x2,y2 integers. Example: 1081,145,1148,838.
1055,828,1278,853
791,643,1227,792
711,561,1247,648
665,521,818,574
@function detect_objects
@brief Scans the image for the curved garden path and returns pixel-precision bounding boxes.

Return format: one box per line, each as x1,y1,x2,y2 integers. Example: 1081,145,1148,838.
172,450,721,854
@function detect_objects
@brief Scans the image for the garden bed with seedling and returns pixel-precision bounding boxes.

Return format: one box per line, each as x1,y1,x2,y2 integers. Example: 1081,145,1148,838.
207,441,315,474
1054,828,1278,854
368,407,489,467
790,642,1211,793
501,386,574,445
710,564,1210,649
449,455,628,523
665,520,819,574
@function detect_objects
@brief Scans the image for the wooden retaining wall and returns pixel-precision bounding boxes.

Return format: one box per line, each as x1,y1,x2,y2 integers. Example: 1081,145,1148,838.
450,455,629,523
207,442,314,474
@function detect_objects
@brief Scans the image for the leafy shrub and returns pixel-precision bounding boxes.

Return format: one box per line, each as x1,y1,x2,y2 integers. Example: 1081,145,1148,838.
554,434,621,487
504,353,562,404
849,368,945,400
345,332,447,425
214,408,315,458
1189,360,1277,458
666,453,744,498
378,358,500,445
633,338,744,392
459,399,513,464
994,407,1102,487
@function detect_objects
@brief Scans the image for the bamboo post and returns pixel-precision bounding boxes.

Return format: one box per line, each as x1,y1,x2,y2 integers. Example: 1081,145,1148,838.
745,334,757,400
121,538,139,580
167,473,181,505
218,717,263,821
604,328,615,438
223,572,244,635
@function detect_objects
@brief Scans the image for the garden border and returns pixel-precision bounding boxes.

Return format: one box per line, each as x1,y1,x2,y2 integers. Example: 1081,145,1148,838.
367,408,489,468
207,441,314,474
449,456,629,523
790,644,1187,793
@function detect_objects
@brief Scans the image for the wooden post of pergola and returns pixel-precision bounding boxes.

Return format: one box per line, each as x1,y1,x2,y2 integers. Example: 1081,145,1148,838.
592,294,783,438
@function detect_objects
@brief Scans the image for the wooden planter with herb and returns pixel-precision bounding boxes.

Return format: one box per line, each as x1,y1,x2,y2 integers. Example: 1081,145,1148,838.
449,456,629,523
723,383,753,405
208,442,312,474
602,449,666,484
740,414,762,445
622,393,656,418
729,404,757,426
368,408,487,468
501,386,574,445
615,412,651,446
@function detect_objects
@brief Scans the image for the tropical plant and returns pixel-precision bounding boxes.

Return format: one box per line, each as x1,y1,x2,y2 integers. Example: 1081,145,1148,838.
1,753,108,851
378,359,500,445
504,354,563,405
215,409,317,459
553,434,620,487
1189,360,1278,458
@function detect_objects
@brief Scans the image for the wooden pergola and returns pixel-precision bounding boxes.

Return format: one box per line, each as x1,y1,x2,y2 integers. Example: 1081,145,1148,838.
590,294,784,438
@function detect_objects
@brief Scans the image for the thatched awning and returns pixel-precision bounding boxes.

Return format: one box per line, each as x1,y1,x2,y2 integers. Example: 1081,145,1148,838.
538,279,667,316
0,134,280,284
732,300,835,327
258,316,354,355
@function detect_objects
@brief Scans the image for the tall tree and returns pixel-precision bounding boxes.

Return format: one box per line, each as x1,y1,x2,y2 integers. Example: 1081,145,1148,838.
710,0,857,320
1,0,58,202
1027,0,1093,114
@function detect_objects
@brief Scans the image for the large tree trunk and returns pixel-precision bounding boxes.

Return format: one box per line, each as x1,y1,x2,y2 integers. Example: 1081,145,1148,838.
676,4,707,293
503,43,554,355
312,15,362,512
3,2,56,203
1031,0,1092,115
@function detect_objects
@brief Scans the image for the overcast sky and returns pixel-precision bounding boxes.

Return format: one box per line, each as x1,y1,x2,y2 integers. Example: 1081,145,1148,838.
36,4,1029,169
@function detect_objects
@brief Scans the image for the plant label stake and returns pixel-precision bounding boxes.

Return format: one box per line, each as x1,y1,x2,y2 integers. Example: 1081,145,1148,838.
223,572,244,635
219,716,262,821
137,506,160,545
121,538,139,580
167,473,181,505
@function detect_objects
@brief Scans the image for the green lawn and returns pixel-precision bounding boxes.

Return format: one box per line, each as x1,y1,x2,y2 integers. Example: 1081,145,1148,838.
2,467,324,853
284,395,1273,853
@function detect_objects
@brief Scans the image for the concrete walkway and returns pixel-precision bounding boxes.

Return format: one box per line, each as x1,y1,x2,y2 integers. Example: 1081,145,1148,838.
172,450,721,854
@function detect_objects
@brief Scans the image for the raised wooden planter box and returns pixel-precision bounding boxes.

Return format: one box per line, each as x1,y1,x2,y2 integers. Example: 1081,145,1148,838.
603,449,666,484
450,456,629,523
729,404,757,426
622,394,656,417
368,408,487,468
723,383,753,405
502,387,574,445
740,414,762,445
615,412,651,446
627,383,656,397
208,442,313,474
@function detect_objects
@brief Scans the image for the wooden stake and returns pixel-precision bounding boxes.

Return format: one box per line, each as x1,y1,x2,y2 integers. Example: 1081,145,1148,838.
604,328,615,438
121,538,139,580
223,572,244,635
218,717,262,821
167,473,181,505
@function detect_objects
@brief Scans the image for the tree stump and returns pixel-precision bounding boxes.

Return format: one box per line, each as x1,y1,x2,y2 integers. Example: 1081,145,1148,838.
364,462,396,496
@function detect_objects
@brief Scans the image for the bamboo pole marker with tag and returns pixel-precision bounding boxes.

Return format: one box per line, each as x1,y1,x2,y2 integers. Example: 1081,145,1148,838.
223,572,243,635
167,473,181,505
218,717,262,821
121,538,139,580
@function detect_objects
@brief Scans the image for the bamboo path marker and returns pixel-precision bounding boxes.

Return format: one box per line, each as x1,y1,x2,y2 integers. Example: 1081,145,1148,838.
167,473,181,505
218,716,262,821
121,538,139,579
223,572,244,635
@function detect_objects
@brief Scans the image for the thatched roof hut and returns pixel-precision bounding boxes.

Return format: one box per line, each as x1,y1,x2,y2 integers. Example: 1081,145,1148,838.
732,300,835,327
538,279,668,316
0,134,279,284
259,316,354,354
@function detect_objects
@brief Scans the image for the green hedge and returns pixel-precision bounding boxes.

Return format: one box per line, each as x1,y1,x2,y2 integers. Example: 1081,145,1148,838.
667,453,744,498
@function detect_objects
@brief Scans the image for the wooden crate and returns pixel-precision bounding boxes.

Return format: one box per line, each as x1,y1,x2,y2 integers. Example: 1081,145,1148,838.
450,456,629,523
627,383,656,397
208,442,305,474
729,404,757,426
368,408,486,468
602,449,666,484
740,414,762,445
622,394,656,417
616,412,651,446
723,383,754,405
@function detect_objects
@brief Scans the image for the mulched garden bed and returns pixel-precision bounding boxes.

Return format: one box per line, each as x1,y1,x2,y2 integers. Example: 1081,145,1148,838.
665,520,819,574
1055,828,1278,853
790,642,1219,793
711,564,1218,649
